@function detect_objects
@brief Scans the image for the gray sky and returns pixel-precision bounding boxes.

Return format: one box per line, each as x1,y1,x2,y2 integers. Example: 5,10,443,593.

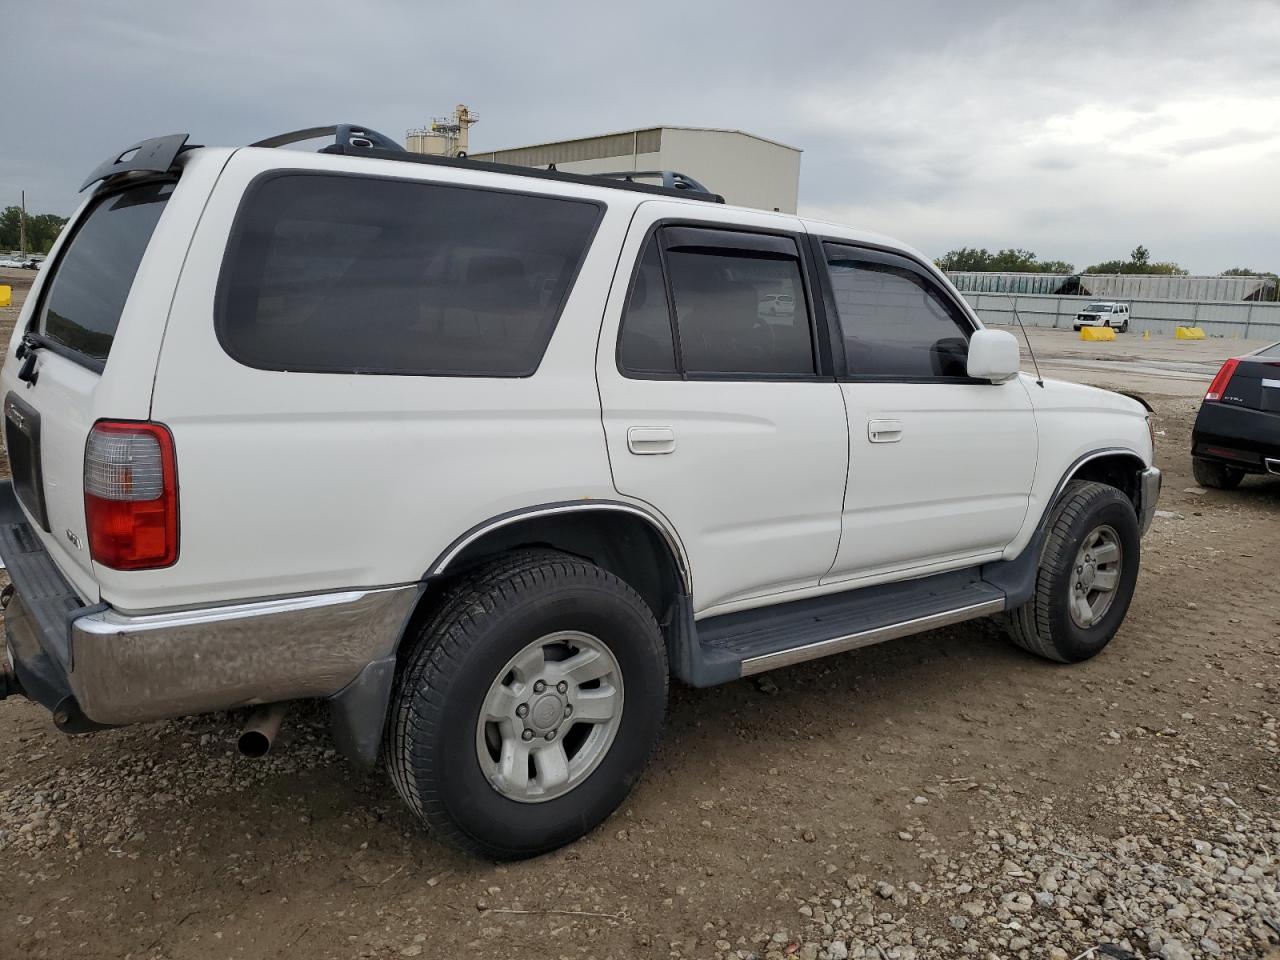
5,0,1279,272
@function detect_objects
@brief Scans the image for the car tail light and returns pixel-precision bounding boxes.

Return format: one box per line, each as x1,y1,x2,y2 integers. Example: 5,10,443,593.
84,421,178,570
1204,358,1240,402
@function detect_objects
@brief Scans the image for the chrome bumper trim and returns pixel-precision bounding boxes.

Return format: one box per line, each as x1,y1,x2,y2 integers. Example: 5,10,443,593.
1138,465,1162,536
1265,458,1280,476
67,585,420,725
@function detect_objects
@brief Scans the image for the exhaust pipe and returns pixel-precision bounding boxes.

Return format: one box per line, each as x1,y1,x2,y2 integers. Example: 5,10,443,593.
238,702,289,758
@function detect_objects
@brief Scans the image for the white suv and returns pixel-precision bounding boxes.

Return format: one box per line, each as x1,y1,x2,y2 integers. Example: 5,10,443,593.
1073,301,1130,332
0,125,1160,858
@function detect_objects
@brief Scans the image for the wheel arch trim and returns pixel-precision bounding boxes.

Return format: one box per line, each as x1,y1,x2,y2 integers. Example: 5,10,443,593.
1034,446,1148,537
426,500,692,593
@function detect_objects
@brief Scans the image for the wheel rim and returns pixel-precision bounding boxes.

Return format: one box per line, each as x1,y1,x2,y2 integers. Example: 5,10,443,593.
1068,524,1123,629
475,631,624,803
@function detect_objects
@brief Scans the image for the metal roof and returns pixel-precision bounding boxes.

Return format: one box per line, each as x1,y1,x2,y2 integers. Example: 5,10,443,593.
471,124,803,159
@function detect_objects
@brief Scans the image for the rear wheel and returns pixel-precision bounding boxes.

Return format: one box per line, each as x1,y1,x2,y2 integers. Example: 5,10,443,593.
385,550,668,859
1004,481,1140,663
1192,457,1244,490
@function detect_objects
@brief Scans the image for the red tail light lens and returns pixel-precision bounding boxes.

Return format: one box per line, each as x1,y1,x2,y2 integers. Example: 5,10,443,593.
83,421,178,570
1204,358,1240,402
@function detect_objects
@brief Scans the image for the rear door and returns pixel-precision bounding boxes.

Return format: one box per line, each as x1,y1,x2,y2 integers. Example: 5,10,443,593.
0,153,227,601
596,202,849,615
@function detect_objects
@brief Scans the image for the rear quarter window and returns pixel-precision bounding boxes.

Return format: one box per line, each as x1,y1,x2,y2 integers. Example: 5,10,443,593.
216,173,603,376
35,181,174,363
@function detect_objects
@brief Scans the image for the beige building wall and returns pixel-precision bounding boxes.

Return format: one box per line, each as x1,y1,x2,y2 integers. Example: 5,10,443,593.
468,126,801,214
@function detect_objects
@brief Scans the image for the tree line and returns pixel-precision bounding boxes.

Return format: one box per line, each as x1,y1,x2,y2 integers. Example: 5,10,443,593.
0,206,69,255
936,243,1276,280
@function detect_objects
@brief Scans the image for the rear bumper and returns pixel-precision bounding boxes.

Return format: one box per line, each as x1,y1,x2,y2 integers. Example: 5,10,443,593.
0,480,418,728
1192,401,1280,473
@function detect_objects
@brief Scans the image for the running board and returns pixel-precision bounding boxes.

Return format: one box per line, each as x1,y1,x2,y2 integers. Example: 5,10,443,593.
691,570,1007,682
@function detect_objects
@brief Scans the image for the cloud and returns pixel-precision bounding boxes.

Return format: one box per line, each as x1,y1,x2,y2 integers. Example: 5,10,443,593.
4,0,1280,272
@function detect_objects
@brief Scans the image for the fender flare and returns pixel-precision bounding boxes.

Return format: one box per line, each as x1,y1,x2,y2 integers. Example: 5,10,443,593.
425,499,692,593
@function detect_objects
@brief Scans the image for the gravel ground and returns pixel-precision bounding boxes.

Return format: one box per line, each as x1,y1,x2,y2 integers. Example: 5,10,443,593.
0,277,1277,959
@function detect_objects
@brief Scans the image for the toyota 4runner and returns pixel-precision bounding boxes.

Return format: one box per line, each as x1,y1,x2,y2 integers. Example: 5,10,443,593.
0,125,1161,858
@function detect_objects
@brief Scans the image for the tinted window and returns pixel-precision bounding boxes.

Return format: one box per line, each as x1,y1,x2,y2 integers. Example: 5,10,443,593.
36,181,173,362
218,174,601,376
666,244,813,376
825,247,972,378
617,237,677,374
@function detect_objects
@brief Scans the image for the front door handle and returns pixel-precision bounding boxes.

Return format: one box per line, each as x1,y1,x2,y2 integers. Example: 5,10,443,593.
867,419,902,443
627,426,676,455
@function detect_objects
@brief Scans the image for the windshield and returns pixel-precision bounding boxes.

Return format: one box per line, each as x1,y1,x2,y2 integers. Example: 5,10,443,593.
1085,303,1113,312
35,181,173,363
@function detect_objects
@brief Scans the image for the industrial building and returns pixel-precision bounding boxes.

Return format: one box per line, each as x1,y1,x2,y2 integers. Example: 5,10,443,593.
465,125,802,214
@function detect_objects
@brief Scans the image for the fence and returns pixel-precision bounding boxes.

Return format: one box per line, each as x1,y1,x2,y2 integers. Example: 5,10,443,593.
961,292,1280,340
946,271,1278,302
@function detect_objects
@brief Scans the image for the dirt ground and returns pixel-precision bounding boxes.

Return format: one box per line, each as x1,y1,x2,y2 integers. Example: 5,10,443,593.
1,279,1277,959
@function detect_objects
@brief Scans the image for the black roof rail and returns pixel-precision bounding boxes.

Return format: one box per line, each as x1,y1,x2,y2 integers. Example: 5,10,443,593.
249,123,405,153
249,122,724,202
79,133,192,192
590,170,718,196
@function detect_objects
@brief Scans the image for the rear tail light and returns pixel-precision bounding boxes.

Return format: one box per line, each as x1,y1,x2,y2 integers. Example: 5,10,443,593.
1205,358,1240,402
83,421,178,570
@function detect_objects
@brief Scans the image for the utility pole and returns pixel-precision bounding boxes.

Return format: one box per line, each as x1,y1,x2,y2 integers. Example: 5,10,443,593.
19,190,26,258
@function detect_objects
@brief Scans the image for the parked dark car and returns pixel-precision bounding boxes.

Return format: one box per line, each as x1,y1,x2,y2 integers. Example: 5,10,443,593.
1191,340,1280,488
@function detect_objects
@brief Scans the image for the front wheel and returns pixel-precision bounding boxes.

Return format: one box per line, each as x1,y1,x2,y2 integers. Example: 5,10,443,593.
385,550,668,859
1003,481,1141,663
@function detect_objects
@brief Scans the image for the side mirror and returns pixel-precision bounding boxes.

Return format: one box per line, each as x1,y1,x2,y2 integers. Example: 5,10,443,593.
966,328,1021,383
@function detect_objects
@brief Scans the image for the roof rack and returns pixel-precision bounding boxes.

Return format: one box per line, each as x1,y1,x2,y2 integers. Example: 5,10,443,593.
79,124,725,204
249,124,406,153
247,122,725,203
589,170,716,194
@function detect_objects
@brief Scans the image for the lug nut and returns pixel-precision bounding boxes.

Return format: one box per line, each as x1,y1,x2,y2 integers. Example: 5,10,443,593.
545,730,556,741
564,704,573,717
533,680,546,694
556,680,568,694
516,704,529,718
521,729,534,741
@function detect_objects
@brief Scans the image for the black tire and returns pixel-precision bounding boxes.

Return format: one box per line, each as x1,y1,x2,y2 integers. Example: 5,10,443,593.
1003,481,1141,663
1192,457,1244,490
385,549,668,859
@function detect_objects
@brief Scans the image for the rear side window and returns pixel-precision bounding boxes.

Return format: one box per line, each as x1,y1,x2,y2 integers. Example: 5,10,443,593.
617,226,815,379
825,244,972,379
36,181,173,363
217,173,602,376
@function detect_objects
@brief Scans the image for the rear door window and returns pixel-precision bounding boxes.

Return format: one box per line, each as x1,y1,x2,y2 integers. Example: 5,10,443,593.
35,181,174,364
216,173,602,376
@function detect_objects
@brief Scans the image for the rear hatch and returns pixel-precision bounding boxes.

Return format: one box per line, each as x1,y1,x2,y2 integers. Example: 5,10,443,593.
0,147,231,603
1218,343,1280,413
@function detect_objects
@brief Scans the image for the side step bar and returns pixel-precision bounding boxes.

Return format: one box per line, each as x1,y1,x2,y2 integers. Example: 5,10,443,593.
741,597,1005,675
679,568,1013,686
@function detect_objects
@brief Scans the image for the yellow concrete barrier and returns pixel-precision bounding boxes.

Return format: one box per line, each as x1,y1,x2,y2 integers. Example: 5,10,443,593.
1080,326,1116,341
1175,326,1206,340
0,285,10,308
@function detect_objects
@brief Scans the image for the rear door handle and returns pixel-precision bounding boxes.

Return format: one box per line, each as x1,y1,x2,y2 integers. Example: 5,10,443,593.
867,419,902,443
627,426,676,455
